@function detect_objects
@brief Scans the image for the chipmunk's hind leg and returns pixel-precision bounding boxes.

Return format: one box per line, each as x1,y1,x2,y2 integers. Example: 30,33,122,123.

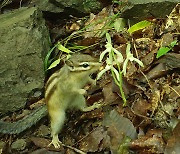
48,109,65,148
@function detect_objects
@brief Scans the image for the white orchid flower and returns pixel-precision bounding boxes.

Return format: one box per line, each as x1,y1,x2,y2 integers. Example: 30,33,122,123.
100,33,123,62
122,43,144,76
97,57,120,81
98,33,124,81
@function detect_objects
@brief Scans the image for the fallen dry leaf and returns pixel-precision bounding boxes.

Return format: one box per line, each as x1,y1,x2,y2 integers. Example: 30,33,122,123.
164,122,180,154
130,129,165,154
30,137,64,152
103,110,137,153
79,126,110,152
103,110,137,140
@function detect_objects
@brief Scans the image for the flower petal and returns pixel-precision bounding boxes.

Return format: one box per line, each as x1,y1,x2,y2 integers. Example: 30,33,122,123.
106,33,112,44
133,58,144,67
106,57,113,65
122,58,128,76
113,48,124,63
96,65,110,80
99,49,109,62
111,66,120,81
105,43,113,51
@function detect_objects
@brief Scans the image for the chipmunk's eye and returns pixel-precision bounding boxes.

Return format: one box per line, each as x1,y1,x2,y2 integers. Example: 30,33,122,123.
81,62,89,68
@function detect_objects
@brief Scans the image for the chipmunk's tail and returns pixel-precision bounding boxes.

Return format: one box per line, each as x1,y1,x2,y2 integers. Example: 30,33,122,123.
0,105,48,134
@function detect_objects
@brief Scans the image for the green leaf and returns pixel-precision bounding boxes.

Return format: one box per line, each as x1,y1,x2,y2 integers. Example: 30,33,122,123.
128,20,151,34
57,44,72,53
113,1,123,5
113,18,126,32
156,40,177,59
170,40,178,47
44,44,58,71
156,47,171,58
47,59,61,70
68,45,87,50
117,136,131,154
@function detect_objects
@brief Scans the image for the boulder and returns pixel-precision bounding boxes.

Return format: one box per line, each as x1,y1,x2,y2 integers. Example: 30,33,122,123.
0,7,50,113
121,0,179,19
31,0,105,15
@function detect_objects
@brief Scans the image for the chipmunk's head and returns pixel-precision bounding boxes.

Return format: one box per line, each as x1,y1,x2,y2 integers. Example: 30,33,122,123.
66,54,101,74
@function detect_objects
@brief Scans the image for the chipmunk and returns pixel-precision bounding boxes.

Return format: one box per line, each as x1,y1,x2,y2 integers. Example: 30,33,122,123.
45,54,102,148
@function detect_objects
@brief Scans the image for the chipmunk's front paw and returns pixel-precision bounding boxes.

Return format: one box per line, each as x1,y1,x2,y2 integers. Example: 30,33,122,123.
78,89,87,95
48,135,62,149
89,78,96,86
92,102,102,109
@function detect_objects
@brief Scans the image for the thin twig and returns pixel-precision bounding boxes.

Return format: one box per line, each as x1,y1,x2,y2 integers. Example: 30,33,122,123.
133,40,139,60
139,70,152,89
169,85,180,97
62,143,86,154
131,99,152,119
75,127,98,144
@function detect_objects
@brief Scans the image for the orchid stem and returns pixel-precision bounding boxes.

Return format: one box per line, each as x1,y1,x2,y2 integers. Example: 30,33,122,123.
110,51,127,106
119,71,126,106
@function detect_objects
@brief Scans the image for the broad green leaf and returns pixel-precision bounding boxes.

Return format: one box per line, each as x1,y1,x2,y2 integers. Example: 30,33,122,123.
57,44,72,53
114,18,126,32
47,59,61,70
156,47,170,58
156,40,177,58
128,20,151,34
170,40,178,47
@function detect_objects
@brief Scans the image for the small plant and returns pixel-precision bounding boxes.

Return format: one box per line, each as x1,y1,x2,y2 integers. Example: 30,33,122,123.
97,33,144,106
122,43,144,76
156,40,178,58
44,44,59,72
44,43,73,72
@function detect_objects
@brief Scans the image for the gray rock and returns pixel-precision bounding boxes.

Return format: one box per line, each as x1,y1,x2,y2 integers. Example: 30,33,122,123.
0,7,50,113
11,139,27,151
54,0,102,14
121,0,180,19
31,0,64,13
31,0,103,15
